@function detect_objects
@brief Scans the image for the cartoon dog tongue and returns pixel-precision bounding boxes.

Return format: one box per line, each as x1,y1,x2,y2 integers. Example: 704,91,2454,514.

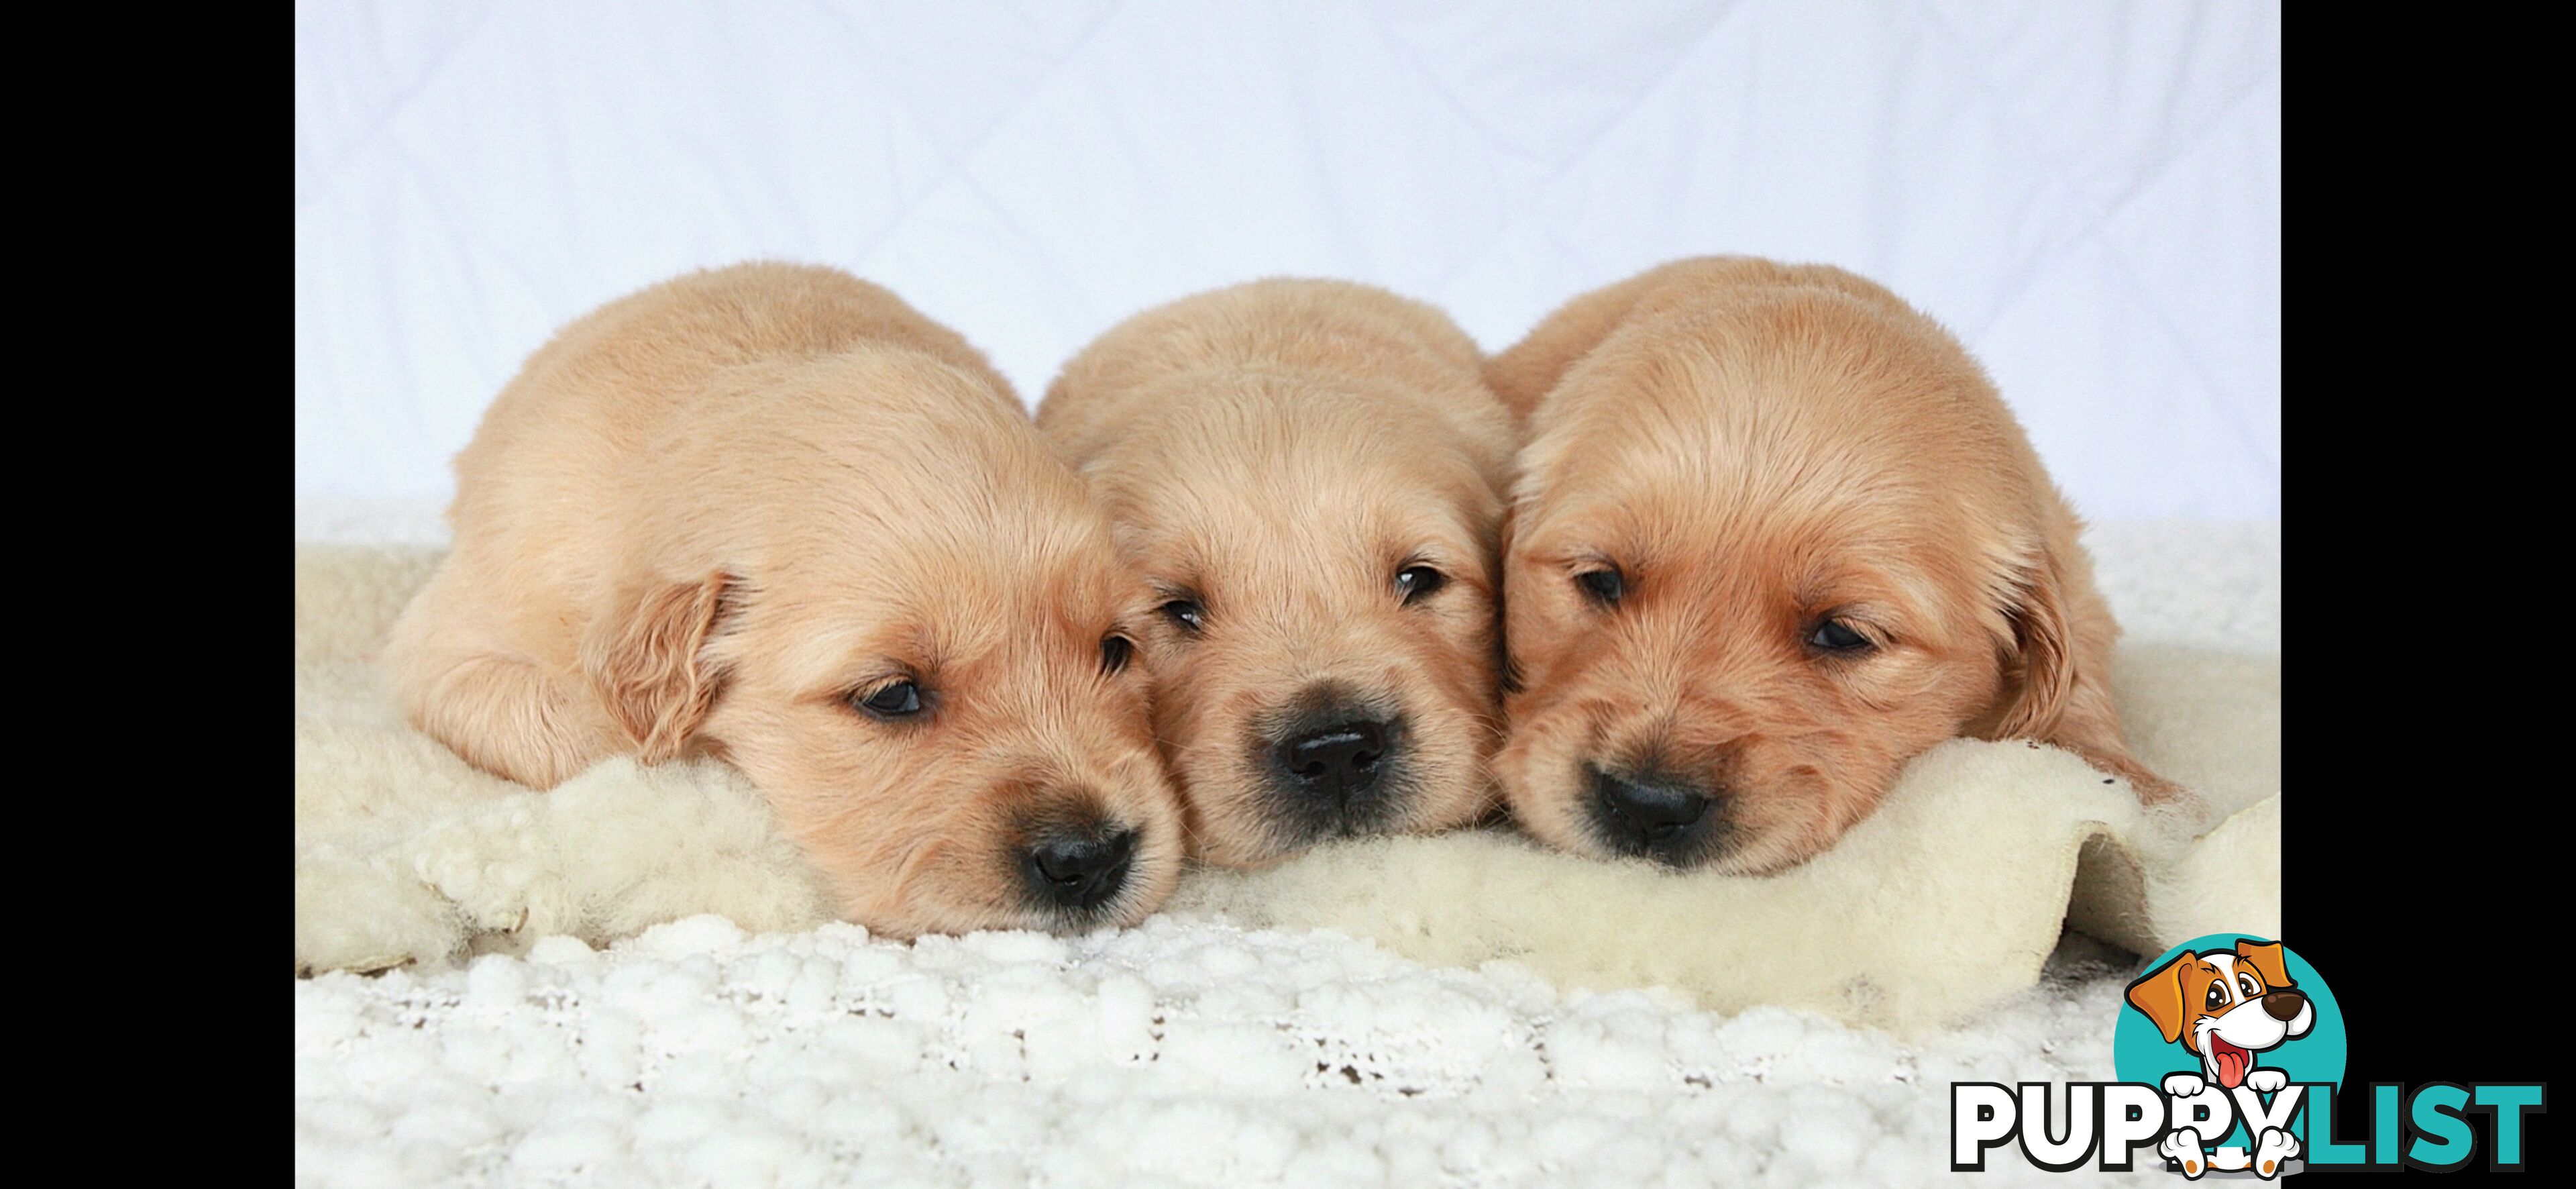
2209,1037,2252,1088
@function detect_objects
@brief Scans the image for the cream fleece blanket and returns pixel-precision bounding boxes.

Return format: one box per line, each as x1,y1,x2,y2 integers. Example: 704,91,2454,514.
294,539,2278,1033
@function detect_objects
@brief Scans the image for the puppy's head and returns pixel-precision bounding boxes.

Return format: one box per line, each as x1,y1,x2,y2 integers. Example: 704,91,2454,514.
1499,280,2083,872
1073,375,1507,866
586,354,1184,937
2127,940,2313,1088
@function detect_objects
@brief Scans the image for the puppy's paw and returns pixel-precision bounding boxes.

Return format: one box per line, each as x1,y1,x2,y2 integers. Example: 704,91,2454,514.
2163,1072,2206,1098
2243,1068,2288,1094
2254,1127,2300,1178
2159,1130,2208,1180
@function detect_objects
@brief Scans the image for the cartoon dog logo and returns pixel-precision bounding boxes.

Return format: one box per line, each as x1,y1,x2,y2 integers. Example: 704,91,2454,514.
2126,939,2316,1178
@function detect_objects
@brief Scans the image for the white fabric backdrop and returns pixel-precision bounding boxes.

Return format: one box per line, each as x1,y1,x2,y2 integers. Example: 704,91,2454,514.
294,1,2279,520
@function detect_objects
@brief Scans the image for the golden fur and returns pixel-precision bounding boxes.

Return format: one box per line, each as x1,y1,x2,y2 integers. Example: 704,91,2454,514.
1038,280,1515,866
384,262,1183,937
1487,256,2182,873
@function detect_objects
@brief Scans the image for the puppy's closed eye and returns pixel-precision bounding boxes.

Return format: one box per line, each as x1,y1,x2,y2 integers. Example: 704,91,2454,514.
853,678,926,720
1805,617,1874,653
1575,566,1625,607
1101,633,1135,675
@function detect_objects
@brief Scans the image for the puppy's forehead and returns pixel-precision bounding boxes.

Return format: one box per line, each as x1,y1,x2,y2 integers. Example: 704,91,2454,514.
1542,406,1941,524
1533,480,1957,605
2195,954,2247,1004
757,535,1146,688
1524,408,2025,628
1526,309,2029,527
1099,414,1492,586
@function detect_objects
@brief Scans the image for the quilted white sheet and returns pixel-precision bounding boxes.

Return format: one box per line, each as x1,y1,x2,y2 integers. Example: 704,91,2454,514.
293,1,2279,519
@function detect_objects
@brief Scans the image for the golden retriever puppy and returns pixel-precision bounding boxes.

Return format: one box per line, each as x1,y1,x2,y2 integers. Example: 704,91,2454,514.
1038,280,1515,866
1485,256,2182,873
384,262,1183,936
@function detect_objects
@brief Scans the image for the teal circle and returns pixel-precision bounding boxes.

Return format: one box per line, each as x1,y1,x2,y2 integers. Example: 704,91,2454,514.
2114,933,2347,1092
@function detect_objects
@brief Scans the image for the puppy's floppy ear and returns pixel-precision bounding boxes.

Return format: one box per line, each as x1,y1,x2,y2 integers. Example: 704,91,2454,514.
1993,549,2074,739
2233,940,2295,991
582,569,737,762
1986,538,2181,804
2126,951,2196,1044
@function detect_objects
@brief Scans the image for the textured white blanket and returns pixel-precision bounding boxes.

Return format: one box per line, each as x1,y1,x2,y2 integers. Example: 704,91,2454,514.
294,506,2277,1186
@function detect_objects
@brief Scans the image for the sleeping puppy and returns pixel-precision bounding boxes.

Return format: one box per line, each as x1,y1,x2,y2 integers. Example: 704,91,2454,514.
384,262,1184,937
1038,280,1515,866
1485,256,2184,873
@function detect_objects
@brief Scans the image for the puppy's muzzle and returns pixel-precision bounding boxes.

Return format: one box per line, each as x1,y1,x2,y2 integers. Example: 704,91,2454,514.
1018,820,1138,914
1589,765,1725,866
1273,717,1390,804
1256,688,1409,838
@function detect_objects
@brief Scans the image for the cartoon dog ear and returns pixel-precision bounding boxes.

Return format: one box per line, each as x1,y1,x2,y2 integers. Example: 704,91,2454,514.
2234,940,2295,991
582,569,737,763
2125,951,2196,1044
1993,551,2074,739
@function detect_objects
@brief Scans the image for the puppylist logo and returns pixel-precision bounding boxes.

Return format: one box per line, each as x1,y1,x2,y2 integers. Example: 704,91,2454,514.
1951,935,2546,1176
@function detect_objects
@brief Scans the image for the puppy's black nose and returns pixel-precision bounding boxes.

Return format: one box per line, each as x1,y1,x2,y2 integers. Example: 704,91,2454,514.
1591,766,1720,862
2261,990,2307,1022
1025,828,1136,912
1273,719,1390,803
